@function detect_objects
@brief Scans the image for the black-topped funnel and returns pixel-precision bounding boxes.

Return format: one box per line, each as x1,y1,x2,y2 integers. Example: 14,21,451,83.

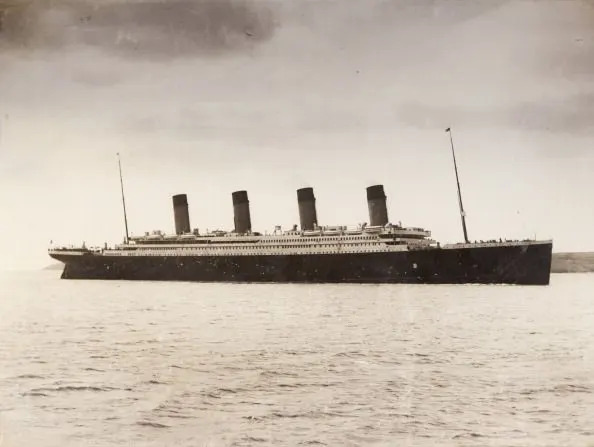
297,187,318,231
366,185,389,226
232,190,252,234
172,194,191,234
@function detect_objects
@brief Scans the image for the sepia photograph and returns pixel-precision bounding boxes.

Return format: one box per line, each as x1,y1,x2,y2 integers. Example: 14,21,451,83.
0,0,593,445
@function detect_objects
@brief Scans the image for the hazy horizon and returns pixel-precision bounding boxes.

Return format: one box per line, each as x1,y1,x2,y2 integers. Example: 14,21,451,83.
1,0,593,270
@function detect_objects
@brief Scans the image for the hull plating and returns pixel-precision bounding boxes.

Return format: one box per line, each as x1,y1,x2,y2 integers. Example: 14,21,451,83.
50,243,552,285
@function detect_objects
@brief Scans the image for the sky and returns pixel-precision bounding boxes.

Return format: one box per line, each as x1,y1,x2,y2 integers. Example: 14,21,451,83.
0,0,593,270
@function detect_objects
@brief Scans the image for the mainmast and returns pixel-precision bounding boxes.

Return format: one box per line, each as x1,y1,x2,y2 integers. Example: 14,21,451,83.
117,153,130,243
445,128,469,243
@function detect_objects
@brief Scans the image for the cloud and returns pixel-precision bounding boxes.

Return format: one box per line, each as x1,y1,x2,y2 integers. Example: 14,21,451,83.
518,0,594,82
508,94,594,134
394,92,594,137
0,0,278,58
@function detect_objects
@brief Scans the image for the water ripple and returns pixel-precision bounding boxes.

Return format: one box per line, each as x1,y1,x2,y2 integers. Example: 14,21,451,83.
1,271,593,446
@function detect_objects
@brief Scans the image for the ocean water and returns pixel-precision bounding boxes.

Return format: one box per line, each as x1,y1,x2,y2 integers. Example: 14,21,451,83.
0,271,593,447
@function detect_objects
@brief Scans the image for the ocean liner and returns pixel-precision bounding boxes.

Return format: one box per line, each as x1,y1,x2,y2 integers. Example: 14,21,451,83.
48,131,553,285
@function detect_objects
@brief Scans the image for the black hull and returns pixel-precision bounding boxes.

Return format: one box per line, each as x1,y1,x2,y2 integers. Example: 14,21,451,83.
50,243,553,285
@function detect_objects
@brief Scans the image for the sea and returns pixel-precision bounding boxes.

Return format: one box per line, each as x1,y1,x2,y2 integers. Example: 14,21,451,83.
0,271,593,447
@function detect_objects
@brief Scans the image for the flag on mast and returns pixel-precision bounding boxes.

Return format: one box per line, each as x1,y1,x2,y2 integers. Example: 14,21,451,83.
445,127,451,132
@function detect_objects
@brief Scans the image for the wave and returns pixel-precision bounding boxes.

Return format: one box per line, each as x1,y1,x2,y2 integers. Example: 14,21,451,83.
29,385,118,393
136,421,170,429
